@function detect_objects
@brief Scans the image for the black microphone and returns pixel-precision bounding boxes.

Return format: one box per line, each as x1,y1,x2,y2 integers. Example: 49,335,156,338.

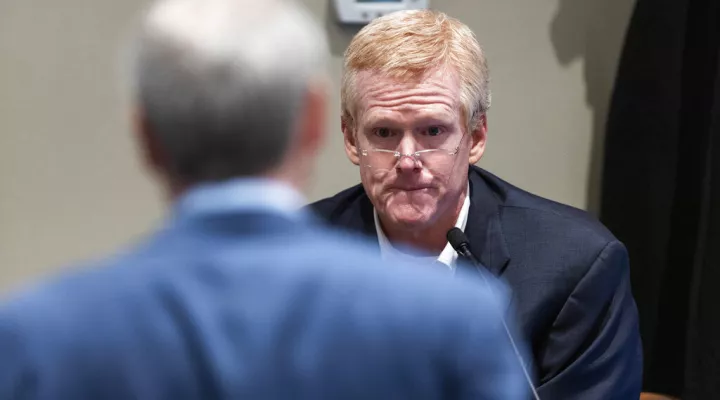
447,228,541,400
446,228,480,268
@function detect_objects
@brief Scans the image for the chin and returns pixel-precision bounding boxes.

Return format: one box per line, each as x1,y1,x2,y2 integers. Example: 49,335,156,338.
385,204,436,229
375,189,439,228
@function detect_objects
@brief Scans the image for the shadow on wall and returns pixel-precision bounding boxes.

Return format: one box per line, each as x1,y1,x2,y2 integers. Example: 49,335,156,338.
550,0,635,215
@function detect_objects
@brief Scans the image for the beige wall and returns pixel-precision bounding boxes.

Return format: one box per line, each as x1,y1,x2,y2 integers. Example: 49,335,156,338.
0,0,633,291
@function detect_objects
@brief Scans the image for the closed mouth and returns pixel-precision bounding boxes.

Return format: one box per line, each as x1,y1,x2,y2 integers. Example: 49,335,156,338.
391,186,432,192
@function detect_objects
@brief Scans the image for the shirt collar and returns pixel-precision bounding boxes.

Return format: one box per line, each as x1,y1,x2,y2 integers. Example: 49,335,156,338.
173,178,306,220
374,183,471,270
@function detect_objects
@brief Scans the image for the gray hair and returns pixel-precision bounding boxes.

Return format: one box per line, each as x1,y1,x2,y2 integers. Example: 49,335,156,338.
130,0,328,183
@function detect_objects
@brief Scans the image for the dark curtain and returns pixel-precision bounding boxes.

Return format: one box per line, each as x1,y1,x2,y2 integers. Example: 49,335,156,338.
599,0,720,397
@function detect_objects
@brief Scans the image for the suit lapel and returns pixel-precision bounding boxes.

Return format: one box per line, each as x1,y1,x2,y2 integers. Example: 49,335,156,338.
358,195,379,247
465,167,511,277
336,191,380,251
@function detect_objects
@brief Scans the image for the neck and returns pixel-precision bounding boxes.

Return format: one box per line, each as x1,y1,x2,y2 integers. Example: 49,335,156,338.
161,160,307,203
379,190,467,254
264,164,305,194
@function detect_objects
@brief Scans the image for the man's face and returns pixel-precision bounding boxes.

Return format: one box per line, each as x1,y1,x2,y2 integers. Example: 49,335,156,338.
343,68,486,231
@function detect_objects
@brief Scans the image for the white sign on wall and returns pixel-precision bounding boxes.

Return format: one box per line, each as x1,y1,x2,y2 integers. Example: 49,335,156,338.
334,0,430,25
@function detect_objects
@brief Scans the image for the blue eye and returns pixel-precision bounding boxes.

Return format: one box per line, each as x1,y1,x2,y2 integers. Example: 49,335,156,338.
427,126,443,136
375,128,392,138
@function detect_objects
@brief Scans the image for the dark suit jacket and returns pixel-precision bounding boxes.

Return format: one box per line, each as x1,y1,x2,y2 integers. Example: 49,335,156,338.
0,181,528,399
310,165,643,399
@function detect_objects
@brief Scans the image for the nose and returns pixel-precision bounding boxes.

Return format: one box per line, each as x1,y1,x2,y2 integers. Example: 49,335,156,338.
397,154,419,171
396,134,420,172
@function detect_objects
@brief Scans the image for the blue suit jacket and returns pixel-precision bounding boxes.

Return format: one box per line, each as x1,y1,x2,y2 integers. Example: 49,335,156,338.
310,166,644,399
0,180,528,399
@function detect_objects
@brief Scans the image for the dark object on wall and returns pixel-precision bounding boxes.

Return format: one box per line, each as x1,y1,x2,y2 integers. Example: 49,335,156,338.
600,0,720,397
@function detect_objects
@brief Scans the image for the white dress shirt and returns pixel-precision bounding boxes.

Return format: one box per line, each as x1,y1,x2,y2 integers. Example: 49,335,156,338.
374,184,471,270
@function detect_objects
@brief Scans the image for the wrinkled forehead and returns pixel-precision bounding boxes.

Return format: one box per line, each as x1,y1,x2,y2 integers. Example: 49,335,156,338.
353,68,463,123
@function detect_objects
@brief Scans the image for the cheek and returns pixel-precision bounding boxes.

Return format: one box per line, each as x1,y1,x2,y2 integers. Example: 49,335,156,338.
359,166,386,203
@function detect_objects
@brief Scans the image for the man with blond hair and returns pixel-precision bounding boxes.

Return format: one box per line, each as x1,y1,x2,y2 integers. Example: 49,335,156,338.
0,1,529,398
311,9,643,399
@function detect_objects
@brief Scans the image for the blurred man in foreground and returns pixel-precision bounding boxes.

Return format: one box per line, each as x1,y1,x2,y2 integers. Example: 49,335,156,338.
0,0,528,399
310,9,642,399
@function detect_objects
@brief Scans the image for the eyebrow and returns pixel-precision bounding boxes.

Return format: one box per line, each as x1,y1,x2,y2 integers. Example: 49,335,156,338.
363,112,455,127
363,116,402,128
414,114,455,125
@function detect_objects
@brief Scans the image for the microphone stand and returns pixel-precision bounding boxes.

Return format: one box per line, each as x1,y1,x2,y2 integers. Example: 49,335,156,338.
448,228,541,400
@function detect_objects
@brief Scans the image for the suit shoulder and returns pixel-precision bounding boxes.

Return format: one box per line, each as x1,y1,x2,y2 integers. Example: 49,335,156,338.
0,258,132,383
476,170,629,310
508,200,615,245
478,168,616,245
0,238,169,343
0,263,202,397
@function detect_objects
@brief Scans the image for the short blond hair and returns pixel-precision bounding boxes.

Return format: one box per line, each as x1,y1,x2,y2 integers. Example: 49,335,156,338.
341,9,490,131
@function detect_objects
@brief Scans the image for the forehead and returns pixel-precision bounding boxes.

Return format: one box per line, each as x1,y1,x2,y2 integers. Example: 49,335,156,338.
354,68,462,123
